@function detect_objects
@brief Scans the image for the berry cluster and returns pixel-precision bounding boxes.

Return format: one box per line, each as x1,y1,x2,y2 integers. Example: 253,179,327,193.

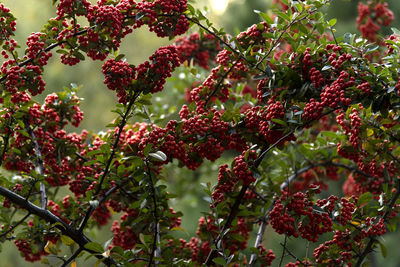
102,58,135,103
357,1,394,41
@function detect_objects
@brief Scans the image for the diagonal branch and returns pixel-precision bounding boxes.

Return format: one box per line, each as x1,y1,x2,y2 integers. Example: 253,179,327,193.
355,179,400,267
78,90,140,232
0,212,31,239
0,186,116,266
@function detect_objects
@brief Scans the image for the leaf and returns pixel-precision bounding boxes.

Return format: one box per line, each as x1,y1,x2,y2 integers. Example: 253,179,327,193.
73,50,85,60
379,241,387,258
357,192,372,206
115,54,125,62
56,49,69,55
213,257,226,265
149,151,167,161
89,200,99,208
84,242,104,253
71,262,77,267
391,27,400,35
328,18,337,27
271,118,287,126
343,32,354,44
321,131,338,139
44,241,54,254
61,235,75,246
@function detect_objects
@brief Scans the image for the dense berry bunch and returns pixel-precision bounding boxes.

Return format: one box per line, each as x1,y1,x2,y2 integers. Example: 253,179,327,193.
102,58,135,103
357,1,394,41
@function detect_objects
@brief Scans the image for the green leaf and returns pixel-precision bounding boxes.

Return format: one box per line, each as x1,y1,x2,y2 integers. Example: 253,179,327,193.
115,54,125,62
61,235,75,246
143,143,153,157
379,241,387,258
213,257,226,266
84,242,104,253
271,118,287,126
328,18,337,27
357,192,373,206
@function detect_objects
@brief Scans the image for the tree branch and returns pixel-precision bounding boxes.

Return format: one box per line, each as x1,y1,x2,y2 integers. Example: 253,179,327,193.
25,124,47,209
60,247,83,267
0,186,115,266
0,212,31,239
145,160,161,266
78,90,140,232
355,179,400,267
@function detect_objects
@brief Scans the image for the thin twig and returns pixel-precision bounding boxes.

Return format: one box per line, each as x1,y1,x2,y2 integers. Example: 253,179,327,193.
25,124,47,209
204,185,248,266
59,247,83,267
205,59,240,106
0,110,14,167
0,212,31,239
279,235,288,267
280,241,306,266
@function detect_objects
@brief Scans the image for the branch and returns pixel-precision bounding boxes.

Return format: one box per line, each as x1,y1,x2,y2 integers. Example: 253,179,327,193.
145,160,161,266
0,186,116,266
0,212,31,239
248,202,274,266
78,91,140,232
25,124,47,209
280,240,306,266
60,247,83,267
0,110,14,167
355,179,400,267
204,185,248,266
279,235,288,267
184,15,268,75
205,58,240,106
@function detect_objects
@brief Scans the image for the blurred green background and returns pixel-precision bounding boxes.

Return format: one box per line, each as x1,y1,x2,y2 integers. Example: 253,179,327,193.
1,0,400,266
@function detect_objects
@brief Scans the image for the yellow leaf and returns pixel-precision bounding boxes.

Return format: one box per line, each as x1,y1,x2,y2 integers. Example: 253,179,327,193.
71,261,77,267
44,241,54,254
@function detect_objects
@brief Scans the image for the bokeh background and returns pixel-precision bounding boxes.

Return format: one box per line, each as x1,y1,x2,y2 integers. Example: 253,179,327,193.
1,0,400,266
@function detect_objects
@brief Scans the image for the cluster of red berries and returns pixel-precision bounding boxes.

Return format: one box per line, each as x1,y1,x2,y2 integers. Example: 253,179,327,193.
357,1,394,42
258,245,276,266
87,3,124,38
15,239,48,262
56,0,91,20
111,220,137,250
25,32,52,66
102,58,135,103
174,33,221,70
233,154,255,185
270,191,334,242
